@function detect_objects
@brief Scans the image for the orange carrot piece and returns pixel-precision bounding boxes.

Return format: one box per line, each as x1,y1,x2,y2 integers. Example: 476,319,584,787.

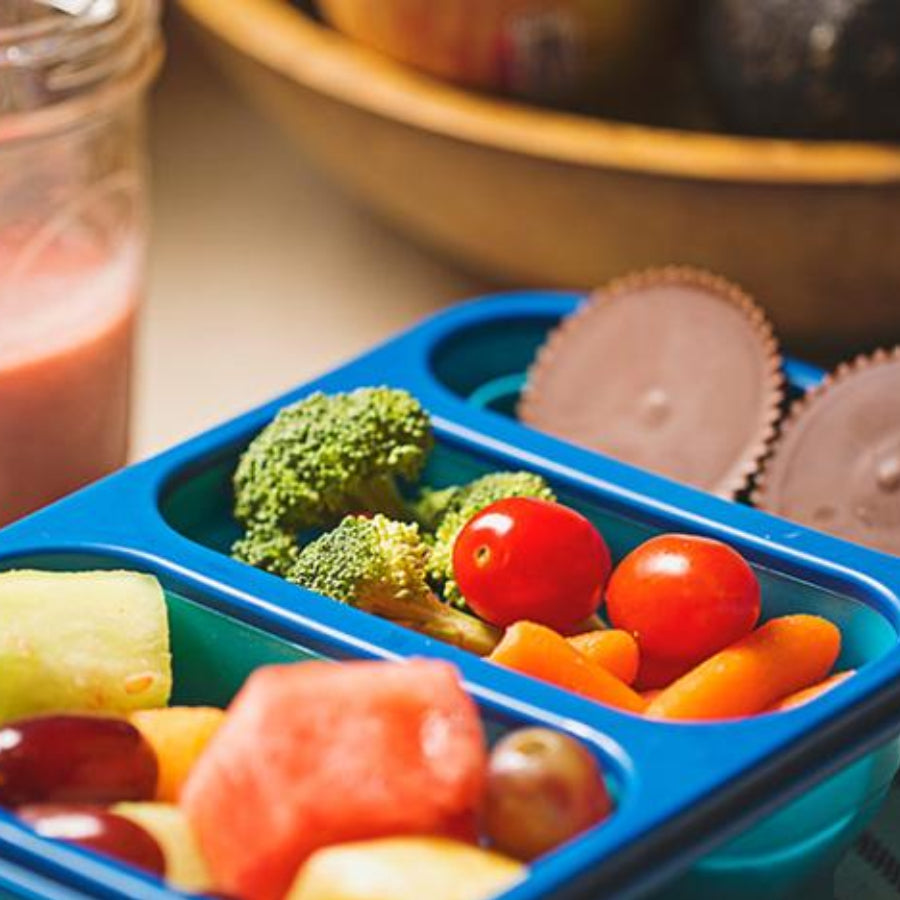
568,630,640,685
490,622,646,714
645,615,841,722
766,671,855,713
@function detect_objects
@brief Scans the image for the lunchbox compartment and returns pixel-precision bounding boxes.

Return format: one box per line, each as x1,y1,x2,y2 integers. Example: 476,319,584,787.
0,550,628,900
159,430,898,674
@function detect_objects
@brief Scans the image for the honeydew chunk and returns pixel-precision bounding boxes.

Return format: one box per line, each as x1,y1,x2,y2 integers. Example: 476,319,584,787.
0,569,172,722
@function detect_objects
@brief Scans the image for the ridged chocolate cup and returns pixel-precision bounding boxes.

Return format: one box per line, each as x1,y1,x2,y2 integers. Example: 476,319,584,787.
518,267,785,499
754,347,900,556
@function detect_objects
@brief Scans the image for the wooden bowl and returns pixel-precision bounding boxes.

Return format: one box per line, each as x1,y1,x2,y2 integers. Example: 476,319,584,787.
315,0,678,105
177,0,900,353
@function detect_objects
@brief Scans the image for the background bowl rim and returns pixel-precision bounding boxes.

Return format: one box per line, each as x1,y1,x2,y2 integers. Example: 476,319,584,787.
178,0,900,186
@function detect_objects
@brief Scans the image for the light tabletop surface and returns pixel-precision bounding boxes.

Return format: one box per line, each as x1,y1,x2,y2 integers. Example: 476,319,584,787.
135,16,485,458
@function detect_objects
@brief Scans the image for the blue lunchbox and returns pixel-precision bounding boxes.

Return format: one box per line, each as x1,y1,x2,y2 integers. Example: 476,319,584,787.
0,291,898,900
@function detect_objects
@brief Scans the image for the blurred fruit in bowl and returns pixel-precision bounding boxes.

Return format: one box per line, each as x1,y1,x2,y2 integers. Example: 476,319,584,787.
315,0,680,105
700,0,900,140
177,0,900,354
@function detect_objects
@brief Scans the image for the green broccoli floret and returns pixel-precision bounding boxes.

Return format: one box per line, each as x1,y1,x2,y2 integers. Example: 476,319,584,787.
288,514,500,656
231,525,301,577
232,387,433,573
428,471,556,608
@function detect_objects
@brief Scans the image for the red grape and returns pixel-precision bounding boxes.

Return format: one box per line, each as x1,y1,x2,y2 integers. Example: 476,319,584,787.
0,715,157,806
18,805,165,876
482,728,611,860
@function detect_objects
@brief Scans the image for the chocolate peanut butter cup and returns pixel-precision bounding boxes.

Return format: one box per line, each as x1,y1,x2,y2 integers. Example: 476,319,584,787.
518,268,784,498
754,348,900,556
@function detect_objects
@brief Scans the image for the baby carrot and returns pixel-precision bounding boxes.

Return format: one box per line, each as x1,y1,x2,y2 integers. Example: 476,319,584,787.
766,671,855,713
490,622,646,714
646,615,841,722
568,630,640,685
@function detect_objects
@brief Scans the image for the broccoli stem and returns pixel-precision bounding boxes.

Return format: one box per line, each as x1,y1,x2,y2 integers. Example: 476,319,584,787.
351,475,411,521
411,486,459,531
357,591,501,656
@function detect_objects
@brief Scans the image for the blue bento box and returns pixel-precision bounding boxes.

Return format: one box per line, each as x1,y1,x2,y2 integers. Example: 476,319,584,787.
0,291,899,900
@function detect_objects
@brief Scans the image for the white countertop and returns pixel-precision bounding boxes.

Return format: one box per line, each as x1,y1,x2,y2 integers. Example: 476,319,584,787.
135,16,485,458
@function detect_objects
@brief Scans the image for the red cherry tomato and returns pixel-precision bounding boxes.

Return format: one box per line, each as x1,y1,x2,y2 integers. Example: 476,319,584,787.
606,534,760,665
452,497,611,631
634,654,694,692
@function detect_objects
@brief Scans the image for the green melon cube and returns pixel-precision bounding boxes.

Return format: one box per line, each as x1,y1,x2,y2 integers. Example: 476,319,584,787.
0,569,172,722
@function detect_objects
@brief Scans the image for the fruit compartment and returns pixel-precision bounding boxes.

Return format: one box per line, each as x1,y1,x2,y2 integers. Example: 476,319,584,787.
1,293,900,899
0,548,627,900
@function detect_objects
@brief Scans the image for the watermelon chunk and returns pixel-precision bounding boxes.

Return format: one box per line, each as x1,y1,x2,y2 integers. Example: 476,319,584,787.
180,660,487,900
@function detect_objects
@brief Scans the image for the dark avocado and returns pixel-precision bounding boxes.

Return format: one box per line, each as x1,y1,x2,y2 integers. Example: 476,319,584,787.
699,0,900,140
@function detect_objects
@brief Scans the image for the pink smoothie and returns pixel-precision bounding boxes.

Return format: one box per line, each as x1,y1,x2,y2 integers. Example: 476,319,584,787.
0,232,140,526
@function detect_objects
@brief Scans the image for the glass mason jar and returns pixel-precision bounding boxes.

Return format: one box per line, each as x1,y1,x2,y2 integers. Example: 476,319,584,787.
0,0,161,526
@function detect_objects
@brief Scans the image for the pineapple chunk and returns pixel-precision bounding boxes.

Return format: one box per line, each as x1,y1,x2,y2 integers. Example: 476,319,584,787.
0,569,172,722
287,837,524,900
131,707,226,802
115,803,213,892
